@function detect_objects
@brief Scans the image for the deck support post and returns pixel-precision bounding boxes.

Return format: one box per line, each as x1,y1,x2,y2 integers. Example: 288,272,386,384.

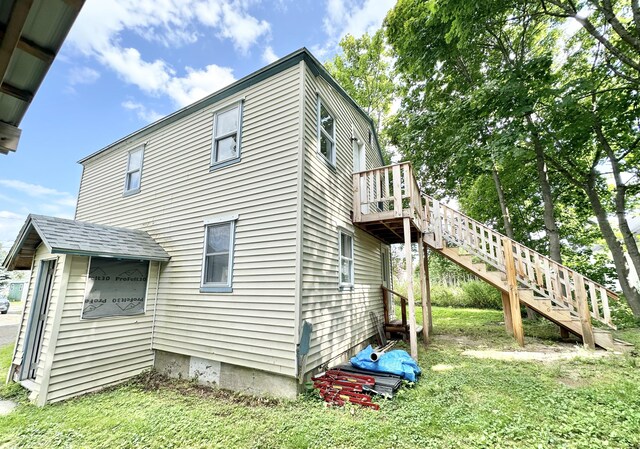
418,234,431,345
418,237,432,343
575,274,595,350
403,217,419,360
503,238,525,347
500,291,514,335
559,327,569,339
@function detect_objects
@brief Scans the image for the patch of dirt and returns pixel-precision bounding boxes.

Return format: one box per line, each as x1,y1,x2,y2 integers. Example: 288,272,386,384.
132,370,282,407
461,346,611,363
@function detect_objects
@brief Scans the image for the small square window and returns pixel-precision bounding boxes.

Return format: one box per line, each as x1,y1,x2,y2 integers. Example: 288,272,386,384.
124,146,144,195
317,97,336,165
211,102,243,169
339,230,354,287
201,220,236,292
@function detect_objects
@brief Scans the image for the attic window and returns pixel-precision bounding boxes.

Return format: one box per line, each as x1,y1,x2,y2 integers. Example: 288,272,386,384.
211,101,243,170
124,145,145,196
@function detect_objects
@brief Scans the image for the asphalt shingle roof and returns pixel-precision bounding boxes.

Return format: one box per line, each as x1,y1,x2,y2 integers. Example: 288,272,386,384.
4,215,170,269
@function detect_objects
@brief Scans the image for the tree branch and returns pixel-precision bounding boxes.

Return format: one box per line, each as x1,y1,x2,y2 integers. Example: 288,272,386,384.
599,0,640,52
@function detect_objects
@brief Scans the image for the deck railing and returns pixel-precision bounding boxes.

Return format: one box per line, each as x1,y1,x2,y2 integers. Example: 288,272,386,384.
424,195,618,329
352,162,424,227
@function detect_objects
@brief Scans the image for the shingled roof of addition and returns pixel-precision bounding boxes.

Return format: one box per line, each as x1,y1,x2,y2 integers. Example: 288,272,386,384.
3,214,170,270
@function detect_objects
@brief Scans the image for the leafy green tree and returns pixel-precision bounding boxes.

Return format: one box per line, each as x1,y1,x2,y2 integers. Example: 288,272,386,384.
325,30,396,136
385,0,640,313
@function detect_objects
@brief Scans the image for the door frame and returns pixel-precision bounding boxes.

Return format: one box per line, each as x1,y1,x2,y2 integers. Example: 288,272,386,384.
352,126,368,214
20,258,57,381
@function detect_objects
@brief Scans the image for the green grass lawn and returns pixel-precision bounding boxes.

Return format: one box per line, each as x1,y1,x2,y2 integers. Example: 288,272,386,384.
1,307,639,449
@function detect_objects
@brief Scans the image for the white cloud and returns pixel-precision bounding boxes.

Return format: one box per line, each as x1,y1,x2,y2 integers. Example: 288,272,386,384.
0,180,68,197
68,66,101,86
0,211,25,248
320,0,396,56
166,64,236,107
122,101,164,123
66,0,268,108
262,46,279,64
218,3,271,53
0,182,77,248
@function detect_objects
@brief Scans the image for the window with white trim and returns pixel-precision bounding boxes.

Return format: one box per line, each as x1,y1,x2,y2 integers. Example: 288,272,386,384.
317,96,336,165
211,102,243,168
201,220,235,292
124,146,144,195
339,230,354,287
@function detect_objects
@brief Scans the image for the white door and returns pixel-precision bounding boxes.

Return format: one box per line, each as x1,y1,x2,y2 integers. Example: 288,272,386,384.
352,136,368,214
381,246,390,289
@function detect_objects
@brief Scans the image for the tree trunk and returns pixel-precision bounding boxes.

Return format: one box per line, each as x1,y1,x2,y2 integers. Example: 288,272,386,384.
596,121,640,279
584,173,640,316
526,114,562,264
491,165,515,239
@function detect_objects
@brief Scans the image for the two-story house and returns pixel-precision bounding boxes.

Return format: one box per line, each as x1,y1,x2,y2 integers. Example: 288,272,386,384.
3,48,397,405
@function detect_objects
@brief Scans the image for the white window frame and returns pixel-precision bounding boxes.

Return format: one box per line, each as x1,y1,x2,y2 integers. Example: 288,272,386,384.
338,229,354,288
211,101,243,170
200,217,237,293
123,144,145,196
317,95,336,166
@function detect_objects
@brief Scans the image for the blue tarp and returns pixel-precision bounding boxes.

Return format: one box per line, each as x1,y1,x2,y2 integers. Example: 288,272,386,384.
350,345,421,382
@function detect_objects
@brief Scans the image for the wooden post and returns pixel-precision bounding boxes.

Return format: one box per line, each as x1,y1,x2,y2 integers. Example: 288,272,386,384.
425,243,433,335
501,291,514,335
575,274,595,350
393,164,403,217
418,235,430,343
432,199,443,248
503,238,525,347
352,173,361,222
403,217,419,359
560,327,569,339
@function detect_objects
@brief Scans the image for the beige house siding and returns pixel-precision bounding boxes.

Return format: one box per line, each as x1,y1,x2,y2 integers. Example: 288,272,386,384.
11,244,65,398
45,257,159,403
300,66,387,372
75,65,301,377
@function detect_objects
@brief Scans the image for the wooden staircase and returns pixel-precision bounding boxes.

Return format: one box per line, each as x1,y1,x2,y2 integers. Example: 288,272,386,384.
353,162,631,352
423,195,629,351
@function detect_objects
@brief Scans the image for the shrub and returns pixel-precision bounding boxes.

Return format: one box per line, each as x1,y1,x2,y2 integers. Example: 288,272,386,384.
459,281,502,310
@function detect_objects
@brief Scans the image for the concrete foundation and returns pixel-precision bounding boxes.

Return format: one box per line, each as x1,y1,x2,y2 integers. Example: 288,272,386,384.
154,350,298,399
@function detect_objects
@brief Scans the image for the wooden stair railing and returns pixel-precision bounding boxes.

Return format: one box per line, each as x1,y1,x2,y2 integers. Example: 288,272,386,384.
423,195,619,330
381,285,424,338
353,162,425,226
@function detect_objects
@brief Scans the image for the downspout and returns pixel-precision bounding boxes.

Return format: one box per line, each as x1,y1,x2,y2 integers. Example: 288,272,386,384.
150,261,161,352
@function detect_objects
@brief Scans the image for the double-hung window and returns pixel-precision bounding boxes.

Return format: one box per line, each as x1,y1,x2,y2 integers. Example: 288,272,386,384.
201,218,236,292
317,97,336,165
339,230,354,288
124,145,144,195
211,102,243,169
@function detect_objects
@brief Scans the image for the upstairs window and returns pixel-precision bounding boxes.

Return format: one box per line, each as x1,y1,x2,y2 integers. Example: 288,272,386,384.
317,97,336,166
339,230,354,288
211,102,243,169
124,145,144,195
201,218,236,293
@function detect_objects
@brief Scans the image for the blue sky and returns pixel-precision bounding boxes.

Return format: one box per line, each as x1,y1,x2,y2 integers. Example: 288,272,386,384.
0,0,397,248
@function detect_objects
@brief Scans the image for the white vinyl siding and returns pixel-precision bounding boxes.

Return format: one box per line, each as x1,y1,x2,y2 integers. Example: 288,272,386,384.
75,64,301,377
45,256,159,403
124,146,144,195
301,65,386,372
